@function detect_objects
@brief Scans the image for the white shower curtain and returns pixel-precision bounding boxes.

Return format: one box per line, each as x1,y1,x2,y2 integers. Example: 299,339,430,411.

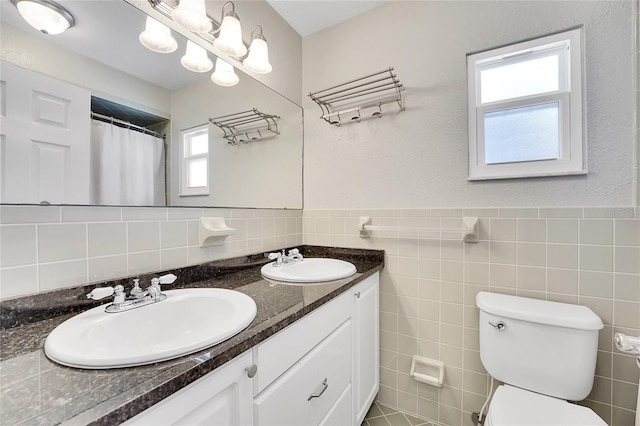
90,120,166,206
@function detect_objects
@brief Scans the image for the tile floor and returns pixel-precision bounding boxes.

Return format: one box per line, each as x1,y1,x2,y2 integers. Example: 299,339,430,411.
362,401,438,426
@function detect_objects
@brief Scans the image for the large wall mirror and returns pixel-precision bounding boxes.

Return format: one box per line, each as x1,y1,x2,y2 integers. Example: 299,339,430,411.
0,0,303,209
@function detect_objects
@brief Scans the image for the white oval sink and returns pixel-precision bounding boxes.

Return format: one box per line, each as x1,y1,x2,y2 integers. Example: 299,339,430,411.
44,288,256,369
261,258,357,283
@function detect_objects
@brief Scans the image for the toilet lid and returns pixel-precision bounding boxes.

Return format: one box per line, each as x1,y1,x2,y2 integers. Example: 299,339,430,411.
486,385,607,426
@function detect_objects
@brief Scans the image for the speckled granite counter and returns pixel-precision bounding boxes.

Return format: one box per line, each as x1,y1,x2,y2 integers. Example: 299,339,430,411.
0,246,384,426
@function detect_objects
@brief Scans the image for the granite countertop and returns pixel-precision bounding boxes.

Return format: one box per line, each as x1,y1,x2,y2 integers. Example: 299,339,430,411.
0,246,384,426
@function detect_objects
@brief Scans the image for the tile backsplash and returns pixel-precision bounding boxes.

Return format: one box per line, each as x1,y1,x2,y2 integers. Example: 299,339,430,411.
0,205,302,299
0,204,637,425
303,207,640,426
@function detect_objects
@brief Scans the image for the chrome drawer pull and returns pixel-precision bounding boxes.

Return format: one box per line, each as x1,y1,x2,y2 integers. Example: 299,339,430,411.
307,378,328,401
245,364,257,378
489,320,506,330
354,291,361,298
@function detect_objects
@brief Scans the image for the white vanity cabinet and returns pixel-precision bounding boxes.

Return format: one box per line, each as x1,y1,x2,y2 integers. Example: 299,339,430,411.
123,350,255,425
124,272,380,426
352,274,380,425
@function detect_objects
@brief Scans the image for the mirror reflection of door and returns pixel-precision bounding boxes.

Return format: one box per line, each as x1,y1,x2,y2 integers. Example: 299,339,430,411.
0,61,90,204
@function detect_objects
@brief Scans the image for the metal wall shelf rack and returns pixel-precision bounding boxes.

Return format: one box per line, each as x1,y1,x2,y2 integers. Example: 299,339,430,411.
308,67,405,126
209,109,280,145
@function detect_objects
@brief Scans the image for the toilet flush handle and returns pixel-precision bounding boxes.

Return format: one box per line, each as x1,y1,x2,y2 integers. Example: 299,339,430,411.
489,320,506,330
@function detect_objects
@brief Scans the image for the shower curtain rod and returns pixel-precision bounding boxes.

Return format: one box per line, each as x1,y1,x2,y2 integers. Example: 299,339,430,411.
91,112,165,140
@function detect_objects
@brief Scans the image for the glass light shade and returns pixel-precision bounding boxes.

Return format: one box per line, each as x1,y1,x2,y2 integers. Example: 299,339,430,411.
15,0,74,35
172,0,212,33
243,37,272,74
139,16,178,53
211,58,239,87
213,14,247,57
181,41,213,72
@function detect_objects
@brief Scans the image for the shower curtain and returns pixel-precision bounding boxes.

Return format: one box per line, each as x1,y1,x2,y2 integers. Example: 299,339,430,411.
90,120,166,206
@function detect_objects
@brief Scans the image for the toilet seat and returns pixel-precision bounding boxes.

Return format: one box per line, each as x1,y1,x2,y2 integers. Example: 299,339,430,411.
486,385,607,426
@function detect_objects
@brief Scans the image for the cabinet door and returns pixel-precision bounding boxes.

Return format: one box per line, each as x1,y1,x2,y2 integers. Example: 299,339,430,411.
123,351,254,426
0,61,90,204
352,273,380,425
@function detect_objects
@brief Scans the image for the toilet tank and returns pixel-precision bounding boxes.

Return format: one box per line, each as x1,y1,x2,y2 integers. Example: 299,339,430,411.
476,292,603,401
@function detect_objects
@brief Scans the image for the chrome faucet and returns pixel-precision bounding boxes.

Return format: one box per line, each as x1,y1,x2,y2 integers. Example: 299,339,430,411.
86,273,177,313
267,248,304,267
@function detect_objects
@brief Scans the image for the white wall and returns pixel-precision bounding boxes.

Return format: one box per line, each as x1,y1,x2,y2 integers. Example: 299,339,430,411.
301,2,638,425
302,0,636,209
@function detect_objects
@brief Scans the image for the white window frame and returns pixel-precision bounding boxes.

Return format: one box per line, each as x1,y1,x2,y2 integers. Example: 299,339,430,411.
179,124,210,196
467,28,586,180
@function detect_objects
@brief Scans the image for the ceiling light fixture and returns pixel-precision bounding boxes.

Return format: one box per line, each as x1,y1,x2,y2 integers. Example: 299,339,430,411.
146,0,274,87
213,2,247,57
139,16,178,53
181,40,213,72
242,25,272,74
211,58,239,87
172,0,212,33
12,0,75,35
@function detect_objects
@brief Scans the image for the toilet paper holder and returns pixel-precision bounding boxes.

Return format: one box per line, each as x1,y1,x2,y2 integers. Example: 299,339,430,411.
409,355,445,387
614,332,640,368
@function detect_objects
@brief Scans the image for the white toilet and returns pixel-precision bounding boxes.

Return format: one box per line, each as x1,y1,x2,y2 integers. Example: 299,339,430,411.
476,291,608,426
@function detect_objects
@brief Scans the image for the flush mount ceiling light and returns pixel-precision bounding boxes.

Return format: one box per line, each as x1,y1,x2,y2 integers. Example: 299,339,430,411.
139,16,178,53
242,25,272,74
181,40,213,72
12,0,75,35
211,58,239,87
172,0,212,33
213,1,247,58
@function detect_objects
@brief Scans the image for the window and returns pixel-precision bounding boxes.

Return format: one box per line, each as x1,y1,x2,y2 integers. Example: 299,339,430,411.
180,124,209,196
467,28,585,180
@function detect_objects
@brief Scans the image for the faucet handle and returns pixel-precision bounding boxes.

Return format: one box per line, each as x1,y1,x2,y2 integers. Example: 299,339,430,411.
87,287,115,300
268,252,282,260
158,273,177,285
288,248,300,256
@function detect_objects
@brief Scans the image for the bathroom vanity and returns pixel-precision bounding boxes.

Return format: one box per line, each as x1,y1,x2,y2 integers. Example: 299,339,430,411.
0,246,383,425
124,273,378,425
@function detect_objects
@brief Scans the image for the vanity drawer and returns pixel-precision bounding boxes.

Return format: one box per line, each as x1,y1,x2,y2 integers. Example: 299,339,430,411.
254,290,350,393
254,319,352,426
319,383,352,426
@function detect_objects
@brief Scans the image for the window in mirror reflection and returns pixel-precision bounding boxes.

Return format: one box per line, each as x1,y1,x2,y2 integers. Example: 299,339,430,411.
180,124,209,196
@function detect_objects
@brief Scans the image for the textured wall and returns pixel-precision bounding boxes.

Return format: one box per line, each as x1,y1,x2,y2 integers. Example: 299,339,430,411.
304,207,640,426
636,0,640,206
302,0,635,208
301,1,639,424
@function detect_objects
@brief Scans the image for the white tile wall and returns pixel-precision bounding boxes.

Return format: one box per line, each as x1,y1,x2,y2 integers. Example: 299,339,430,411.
304,207,640,426
0,206,302,299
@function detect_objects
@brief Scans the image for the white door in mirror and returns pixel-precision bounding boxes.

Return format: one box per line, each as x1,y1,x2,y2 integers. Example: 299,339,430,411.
1,62,90,204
